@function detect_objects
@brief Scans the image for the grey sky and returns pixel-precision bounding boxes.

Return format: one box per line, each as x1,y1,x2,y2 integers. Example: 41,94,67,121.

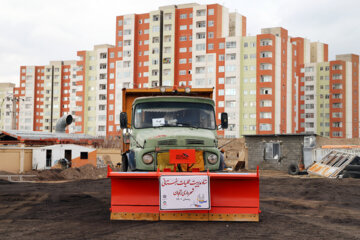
0,0,359,85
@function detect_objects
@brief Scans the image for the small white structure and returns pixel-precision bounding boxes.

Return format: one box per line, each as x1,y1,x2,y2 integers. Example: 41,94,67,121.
32,144,97,170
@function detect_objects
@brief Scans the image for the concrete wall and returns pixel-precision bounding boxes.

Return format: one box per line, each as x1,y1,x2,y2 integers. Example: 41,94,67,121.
245,135,305,171
0,147,32,173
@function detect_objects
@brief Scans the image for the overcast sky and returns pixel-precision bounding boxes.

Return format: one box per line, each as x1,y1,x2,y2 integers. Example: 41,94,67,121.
0,0,359,85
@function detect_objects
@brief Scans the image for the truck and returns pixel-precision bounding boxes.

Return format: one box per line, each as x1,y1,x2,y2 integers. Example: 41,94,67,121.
108,87,260,222
119,87,228,172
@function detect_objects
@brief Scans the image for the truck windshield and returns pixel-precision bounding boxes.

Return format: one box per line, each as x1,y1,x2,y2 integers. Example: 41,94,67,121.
134,102,216,129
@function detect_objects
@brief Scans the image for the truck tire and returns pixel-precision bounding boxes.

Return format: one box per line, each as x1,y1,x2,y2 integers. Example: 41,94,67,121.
344,165,360,171
121,155,128,172
343,170,360,178
288,164,299,175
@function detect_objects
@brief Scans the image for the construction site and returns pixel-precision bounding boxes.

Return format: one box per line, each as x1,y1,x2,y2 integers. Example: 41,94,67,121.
0,168,359,239
0,135,359,239
0,88,360,239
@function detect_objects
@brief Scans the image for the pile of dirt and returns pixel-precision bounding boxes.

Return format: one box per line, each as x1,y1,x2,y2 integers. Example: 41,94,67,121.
0,170,16,175
60,164,107,180
25,165,108,181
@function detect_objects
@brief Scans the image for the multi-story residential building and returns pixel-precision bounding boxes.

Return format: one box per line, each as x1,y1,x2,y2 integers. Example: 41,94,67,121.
12,3,360,138
76,44,114,136
0,83,16,130
18,66,36,130
292,39,328,134
18,61,79,132
112,3,246,137
300,54,360,138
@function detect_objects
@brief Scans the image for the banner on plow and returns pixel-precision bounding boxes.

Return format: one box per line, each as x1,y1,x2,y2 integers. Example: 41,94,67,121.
160,175,210,210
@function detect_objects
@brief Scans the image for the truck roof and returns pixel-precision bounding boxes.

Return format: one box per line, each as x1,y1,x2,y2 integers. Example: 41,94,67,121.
133,96,215,106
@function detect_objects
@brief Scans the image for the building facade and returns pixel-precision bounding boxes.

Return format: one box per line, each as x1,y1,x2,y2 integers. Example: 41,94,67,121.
0,83,16,130
12,3,360,138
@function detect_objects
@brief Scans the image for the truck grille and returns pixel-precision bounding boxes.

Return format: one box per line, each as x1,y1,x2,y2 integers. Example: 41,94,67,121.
186,139,204,145
157,150,205,172
158,139,177,146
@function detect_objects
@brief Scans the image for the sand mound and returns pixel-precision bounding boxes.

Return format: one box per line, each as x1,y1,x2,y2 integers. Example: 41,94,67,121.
25,165,108,181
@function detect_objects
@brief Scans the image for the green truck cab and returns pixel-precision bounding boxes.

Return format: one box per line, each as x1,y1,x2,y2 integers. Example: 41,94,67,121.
119,88,228,172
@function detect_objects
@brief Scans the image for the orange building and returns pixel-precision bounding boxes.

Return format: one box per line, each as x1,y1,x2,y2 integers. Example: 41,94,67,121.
13,3,360,138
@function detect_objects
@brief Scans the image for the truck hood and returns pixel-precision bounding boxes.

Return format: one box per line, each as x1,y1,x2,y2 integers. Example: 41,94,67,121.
132,127,217,148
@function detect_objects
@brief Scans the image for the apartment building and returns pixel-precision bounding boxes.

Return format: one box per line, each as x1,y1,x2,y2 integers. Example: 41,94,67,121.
111,4,336,138
112,3,246,137
0,83,16,130
13,3,360,138
76,44,114,136
300,54,360,138
18,61,79,132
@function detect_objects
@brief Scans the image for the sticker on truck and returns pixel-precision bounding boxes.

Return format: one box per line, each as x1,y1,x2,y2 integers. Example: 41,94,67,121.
152,118,165,127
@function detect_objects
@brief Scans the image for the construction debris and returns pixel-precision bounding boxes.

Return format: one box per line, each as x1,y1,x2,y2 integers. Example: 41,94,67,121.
307,150,360,178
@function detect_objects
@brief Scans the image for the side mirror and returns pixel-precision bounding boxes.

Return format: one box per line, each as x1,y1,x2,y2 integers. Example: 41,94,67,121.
221,112,228,129
120,112,128,129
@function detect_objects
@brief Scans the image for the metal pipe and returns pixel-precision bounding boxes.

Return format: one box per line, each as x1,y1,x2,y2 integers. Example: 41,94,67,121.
55,115,73,133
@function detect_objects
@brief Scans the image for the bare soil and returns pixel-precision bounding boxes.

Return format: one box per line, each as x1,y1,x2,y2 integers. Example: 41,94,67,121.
0,171,359,240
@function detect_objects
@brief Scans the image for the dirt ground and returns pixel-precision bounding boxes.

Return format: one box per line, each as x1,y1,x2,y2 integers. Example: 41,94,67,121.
0,171,359,240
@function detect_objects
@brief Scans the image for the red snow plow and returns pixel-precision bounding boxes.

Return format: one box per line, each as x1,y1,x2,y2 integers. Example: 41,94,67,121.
108,166,260,222
108,88,260,221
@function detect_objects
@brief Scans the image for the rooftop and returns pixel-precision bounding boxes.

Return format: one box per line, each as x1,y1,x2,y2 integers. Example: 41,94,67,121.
0,130,103,146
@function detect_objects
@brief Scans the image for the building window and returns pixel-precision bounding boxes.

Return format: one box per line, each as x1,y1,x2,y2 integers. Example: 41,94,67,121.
332,131,343,137
260,124,272,131
264,142,280,160
80,152,88,159
226,41,236,48
225,89,236,96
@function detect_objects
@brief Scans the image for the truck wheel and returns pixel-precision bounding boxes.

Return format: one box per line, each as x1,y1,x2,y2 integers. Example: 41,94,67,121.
288,164,299,175
121,155,128,172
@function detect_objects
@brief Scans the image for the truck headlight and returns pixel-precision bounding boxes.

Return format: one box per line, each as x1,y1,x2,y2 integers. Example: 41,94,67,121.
142,154,153,164
207,154,218,164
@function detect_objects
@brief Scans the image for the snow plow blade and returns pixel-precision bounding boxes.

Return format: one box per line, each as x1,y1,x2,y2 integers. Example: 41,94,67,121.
108,166,260,222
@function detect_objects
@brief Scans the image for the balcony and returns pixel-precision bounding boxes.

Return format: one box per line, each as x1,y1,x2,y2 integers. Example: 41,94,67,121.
260,39,272,46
